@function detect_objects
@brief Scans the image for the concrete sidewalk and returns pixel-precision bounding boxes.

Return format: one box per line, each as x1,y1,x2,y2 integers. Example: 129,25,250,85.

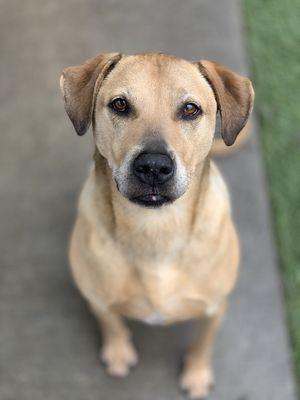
0,0,297,399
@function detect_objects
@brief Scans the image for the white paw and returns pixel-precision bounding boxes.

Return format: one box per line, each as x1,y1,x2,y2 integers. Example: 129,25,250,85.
180,366,214,399
100,340,138,377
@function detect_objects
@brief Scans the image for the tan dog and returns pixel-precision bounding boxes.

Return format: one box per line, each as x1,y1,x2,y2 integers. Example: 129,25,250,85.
60,52,254,399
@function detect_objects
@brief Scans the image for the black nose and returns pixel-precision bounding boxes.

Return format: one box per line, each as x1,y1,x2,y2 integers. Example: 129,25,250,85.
133,153,174,185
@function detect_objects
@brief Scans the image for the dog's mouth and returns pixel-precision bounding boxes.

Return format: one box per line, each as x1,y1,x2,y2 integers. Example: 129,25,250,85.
130,193,172,208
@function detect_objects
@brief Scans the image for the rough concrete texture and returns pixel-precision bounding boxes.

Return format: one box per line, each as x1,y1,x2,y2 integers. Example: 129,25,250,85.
0,0,297,399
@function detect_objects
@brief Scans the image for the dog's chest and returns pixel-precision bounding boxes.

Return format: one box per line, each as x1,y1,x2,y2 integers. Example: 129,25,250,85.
117,263,216,324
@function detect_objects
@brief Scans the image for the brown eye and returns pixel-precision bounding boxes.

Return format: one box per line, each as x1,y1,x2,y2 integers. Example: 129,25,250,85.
109,97,129,113
181,102,202,120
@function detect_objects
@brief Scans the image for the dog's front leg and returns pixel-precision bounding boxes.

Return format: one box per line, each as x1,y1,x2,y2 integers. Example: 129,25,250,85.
180,303,226,399
90,303,138,377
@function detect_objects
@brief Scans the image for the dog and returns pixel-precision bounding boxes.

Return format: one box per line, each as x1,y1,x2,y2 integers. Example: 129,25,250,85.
60,52,254,399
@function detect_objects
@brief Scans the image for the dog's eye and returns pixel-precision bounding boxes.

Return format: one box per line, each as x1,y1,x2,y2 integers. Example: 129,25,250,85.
181,102,202,120
109,97,129,114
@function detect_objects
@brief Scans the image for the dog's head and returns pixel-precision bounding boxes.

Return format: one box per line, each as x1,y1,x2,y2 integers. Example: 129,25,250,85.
60,52,254,208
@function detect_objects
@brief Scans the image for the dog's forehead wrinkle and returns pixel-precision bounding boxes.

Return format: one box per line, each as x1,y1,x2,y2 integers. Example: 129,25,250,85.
108,54,198,89
110,87,135,99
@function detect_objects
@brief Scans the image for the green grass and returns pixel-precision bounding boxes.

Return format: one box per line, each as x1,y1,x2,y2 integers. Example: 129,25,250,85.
244,0,300,393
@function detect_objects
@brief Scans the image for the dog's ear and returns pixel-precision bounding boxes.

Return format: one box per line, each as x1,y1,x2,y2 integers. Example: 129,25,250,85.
197,61,254,146
60,53,122,135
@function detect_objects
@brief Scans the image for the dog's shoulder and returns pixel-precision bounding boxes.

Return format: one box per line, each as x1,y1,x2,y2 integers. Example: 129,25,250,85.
208,161,231,211
187,160,233,249
78,165,97,219
77,165,113,231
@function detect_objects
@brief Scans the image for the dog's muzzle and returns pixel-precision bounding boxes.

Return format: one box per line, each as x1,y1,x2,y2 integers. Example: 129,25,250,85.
129,152,174,207
114,140,188,208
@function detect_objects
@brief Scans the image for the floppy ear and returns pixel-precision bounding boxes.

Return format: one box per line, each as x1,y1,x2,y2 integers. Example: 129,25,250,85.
60,52,122,135
198,60,254,146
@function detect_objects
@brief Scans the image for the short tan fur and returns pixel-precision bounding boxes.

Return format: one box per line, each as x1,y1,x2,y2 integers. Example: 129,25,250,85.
60,52,254,399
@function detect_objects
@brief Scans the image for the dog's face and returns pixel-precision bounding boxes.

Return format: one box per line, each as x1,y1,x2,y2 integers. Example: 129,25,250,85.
60,53,253,207
93,54,218,207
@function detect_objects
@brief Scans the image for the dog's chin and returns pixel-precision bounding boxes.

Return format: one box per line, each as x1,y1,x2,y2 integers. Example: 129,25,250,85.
130,194,173,208
115,178,187,208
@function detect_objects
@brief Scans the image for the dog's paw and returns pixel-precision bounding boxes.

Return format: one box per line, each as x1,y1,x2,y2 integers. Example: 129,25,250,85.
100,340,138,377
180,366,214,399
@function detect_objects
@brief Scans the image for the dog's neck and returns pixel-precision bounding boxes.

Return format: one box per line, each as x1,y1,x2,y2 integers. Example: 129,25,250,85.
93,147,210,240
